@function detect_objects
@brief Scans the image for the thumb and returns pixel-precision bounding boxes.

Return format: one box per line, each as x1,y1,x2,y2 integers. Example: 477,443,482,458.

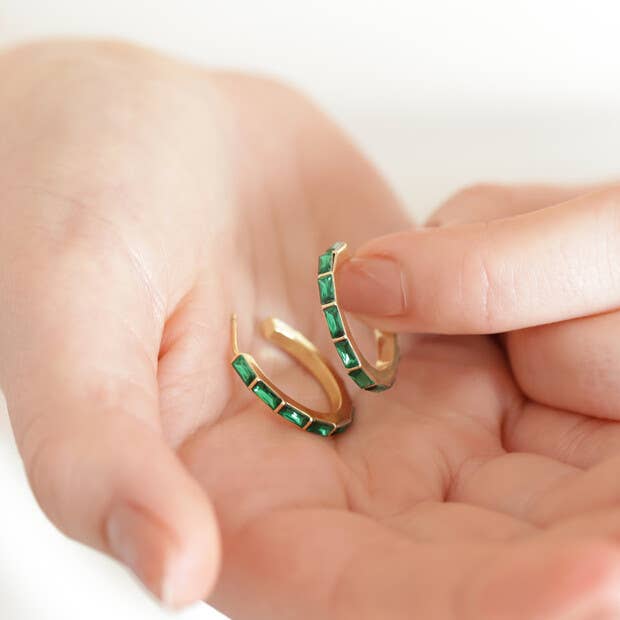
339,185,620,334
0,258,220,607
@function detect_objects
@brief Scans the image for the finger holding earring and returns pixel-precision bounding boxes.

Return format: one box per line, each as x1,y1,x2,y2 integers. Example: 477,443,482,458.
317,242,399,391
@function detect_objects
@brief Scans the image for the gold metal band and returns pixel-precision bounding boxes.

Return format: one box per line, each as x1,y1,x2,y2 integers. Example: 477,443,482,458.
231,315,354,436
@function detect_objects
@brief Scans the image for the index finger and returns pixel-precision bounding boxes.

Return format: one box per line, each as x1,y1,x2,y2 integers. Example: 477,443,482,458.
339,185,620,334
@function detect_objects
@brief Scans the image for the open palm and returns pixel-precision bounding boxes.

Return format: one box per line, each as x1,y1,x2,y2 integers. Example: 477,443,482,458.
180,129,620,617
2,41,620,620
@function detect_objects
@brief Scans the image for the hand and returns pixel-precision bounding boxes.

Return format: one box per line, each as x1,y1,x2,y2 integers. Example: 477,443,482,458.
331,181,620,617
339,181,620,427
0,38,406,608
2,40,620,619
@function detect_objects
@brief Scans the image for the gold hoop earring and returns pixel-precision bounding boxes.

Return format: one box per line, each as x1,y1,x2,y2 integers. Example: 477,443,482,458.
317,242,399,391
230,315,353,436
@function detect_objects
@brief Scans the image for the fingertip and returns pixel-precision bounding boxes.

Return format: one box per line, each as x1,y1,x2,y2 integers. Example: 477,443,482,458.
338,255,407,318
342,226,511,334
464,541,620,620
106,498,221,608
162,496,222,609
338,230,442,333
160,525,221,608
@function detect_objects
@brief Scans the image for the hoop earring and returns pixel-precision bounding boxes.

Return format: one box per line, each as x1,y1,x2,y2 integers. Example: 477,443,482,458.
230,315,353,436
317,242,399,391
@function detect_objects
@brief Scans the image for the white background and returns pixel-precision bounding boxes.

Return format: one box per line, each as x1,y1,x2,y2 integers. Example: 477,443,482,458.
1,2,620,619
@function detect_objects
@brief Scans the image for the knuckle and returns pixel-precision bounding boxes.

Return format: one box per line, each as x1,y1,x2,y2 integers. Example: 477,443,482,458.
459,228,502,333
428,183,510,226
407,226,501,333
86,373,157,422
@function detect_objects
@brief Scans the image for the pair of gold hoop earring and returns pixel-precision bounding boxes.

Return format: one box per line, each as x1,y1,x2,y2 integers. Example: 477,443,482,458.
231,242,399,437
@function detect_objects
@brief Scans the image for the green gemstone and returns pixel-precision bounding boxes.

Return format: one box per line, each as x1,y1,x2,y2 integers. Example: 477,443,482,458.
318,252,333,275
232,355,256,386
334,422,351,434
307,420,335,436
335,340,359,369
252,381,282,410
349,368,374,389
323,306,344,338
279,404,310,428
368,384,389,392
318,274,335,304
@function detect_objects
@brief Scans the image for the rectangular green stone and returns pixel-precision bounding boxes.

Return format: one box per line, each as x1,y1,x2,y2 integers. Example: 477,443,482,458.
318,274,335,304
306,420,335,436
318,252,333,275
323,306,344,338
349,368,374,389
232,355,256,386
334,422,351,434
335,340,359,369
252,381,282,410
368,384,389,392
279,404,310,428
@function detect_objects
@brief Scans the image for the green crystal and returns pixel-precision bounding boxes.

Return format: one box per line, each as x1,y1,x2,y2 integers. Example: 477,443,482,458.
307,420,335,436
349,368,374,389
318,252,333,275
232,355,256,386
334,422,351,434
335,340,359,369
318,274,335,304
368,384,389,392
279,404,310,428
252,381,282,410
323,306,344,338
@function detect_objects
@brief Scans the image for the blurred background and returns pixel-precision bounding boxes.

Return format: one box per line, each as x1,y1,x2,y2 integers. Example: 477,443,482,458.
1,1,619,618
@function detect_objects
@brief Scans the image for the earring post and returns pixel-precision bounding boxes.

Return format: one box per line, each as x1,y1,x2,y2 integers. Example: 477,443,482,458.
231,313,240,355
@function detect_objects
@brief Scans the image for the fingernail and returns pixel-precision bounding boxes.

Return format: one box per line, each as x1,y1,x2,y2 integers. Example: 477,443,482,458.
338,256,406,317
106,504,199,608
160,551,203,609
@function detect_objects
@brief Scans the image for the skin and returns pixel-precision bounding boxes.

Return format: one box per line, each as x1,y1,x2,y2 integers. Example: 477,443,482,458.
3,39,620,619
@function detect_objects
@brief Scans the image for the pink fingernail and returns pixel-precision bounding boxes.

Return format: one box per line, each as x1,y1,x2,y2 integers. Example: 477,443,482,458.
107,503,208,609
106,504,170,603
338,256,406,317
